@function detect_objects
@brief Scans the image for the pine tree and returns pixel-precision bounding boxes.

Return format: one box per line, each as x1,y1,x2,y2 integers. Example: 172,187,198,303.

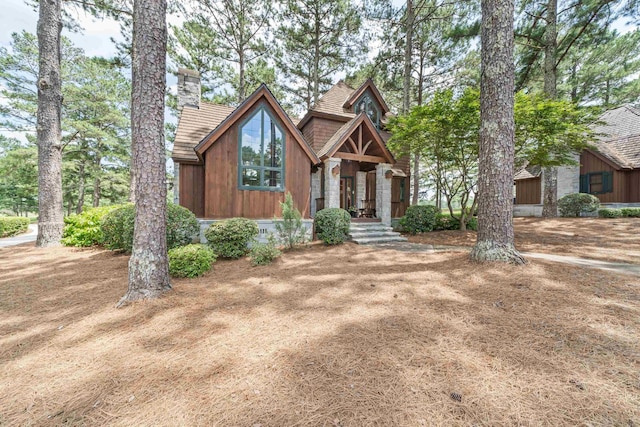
276,0,366,111
470,0,525,264
119,0,171,306
36,0,64,247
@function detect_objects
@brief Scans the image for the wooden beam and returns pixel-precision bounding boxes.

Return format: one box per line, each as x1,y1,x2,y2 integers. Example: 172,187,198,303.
362,140,373,154
358,125,363,154
347,137,358,154
334,152,387,163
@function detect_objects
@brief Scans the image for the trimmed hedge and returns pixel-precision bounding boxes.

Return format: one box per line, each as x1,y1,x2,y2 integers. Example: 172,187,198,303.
101,203,199,252
62,205,121,247
598,208,623,218
558,193,600,217
314,208,351,245
168,244,216,278
204,217,259,259
0,216,30,237
400,205,440,234
621,207,640,218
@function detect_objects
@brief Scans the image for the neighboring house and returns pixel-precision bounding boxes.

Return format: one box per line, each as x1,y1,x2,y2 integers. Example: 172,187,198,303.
514,104,640,216
171,69,410,229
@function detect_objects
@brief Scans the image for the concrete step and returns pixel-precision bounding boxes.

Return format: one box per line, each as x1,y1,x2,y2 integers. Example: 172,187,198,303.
351,235,408,245
349,231,401,239
349,225,393,232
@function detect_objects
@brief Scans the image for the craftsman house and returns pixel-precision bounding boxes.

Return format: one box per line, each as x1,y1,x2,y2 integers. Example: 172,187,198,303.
514,104,640,216
171,68,410,227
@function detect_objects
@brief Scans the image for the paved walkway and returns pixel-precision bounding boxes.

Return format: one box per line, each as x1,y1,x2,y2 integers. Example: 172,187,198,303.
368,241,640,276
0,225,38,248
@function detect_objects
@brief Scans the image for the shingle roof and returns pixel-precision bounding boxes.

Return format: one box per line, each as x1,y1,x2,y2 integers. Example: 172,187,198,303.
591,104,640,169
310,80,357,119
514,164,541,180
592,104,640,140
595,134,640,169
172,103,235,162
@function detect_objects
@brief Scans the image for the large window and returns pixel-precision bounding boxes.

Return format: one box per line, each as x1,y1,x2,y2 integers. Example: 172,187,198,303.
354,93,381,129
238,107,284,191
579,172,613,194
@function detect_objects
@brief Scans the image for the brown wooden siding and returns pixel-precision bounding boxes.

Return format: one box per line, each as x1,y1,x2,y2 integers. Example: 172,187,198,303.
625,170,640,202
515,177,541,204
179,163,205,217
308,117,347,152
391,177,409,217
580,151,626,203
202,102,312,219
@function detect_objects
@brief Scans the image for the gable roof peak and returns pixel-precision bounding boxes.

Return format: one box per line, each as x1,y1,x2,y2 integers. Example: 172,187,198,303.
193,83,319,164
343,78,390,114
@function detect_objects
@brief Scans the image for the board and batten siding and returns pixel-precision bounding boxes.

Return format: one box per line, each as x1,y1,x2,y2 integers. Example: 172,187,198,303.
178,163,205,217
202,103,312,219
515,177,541,204
626,170,640,202
579,151,626,203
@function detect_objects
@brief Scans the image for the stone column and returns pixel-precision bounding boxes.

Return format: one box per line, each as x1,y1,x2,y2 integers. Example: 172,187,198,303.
310,169,322,216
173,162,180,204
376,163,392,225
557,154,580,199
356,171,367,211
324,158,342,209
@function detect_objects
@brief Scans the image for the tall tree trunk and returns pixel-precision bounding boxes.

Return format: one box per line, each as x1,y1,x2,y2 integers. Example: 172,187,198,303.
402,0,414,115
541,0,558,218
470,0,525,264
412,154,420,205
118,0,171,307
76,161,85,214
36,0,64,247
238,50,245,103
93,155,101,207
93,176,101,207
312,7,320,108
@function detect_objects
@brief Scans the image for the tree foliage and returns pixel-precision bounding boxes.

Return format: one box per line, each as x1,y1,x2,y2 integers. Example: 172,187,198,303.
275,0,366,111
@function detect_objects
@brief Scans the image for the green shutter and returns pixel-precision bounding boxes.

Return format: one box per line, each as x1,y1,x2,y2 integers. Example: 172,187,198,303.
603,171,613,193
579,174,588,193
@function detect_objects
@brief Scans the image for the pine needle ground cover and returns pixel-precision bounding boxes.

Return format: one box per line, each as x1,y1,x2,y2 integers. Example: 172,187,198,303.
0,227,638,425
409,217,640,265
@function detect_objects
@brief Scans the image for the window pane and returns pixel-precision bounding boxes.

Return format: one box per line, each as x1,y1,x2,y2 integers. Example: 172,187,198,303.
242,167,261,187
265,125,283,168
263,170,282,188
241,113,262,166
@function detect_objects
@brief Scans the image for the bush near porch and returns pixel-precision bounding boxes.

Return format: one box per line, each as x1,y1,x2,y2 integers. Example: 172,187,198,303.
313,208,351,245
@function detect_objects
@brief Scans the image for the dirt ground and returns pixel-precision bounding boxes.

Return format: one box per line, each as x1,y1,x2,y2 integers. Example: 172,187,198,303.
1,239,639,426
408,217,640,264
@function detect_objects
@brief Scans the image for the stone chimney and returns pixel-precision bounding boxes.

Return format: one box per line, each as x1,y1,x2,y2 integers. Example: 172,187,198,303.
177,68,201,110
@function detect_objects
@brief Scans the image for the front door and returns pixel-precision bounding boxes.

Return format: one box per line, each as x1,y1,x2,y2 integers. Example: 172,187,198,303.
340,177,355,210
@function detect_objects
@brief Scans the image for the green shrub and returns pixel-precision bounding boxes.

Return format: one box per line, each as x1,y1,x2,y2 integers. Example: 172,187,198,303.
435,214,459,230
62,205,121,247
314,208,351,245
166,203,200,249
598,208,623,218
204,217,259,259
249,236,282,266
558,193,600,217
168,244,216,278
0,216,30,237
101,203,199,252
400,205,440,234
275,192,307,249
433,214,478,231
620,207,640,217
